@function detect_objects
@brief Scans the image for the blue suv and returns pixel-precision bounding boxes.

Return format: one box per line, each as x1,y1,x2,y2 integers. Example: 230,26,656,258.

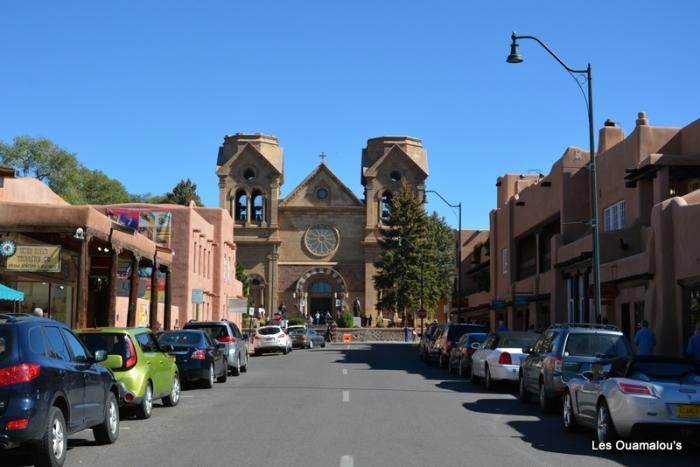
0,314,120,467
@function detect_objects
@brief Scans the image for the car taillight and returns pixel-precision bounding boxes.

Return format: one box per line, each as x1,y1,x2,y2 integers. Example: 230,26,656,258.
124,335,137,370
216,336,235,344
498,352,512,365
0,364,41,386
618,382,652,395
254,336,261,340
6,419,29,430
467,348,475,356
279,334,286,339
191,349,207,359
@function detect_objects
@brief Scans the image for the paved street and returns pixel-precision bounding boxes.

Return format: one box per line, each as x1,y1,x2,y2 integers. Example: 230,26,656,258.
2,343,697,467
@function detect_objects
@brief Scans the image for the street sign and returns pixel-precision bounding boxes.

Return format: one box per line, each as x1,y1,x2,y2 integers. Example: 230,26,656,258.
191,289,204,304
417,308,427,319
273,312,282,321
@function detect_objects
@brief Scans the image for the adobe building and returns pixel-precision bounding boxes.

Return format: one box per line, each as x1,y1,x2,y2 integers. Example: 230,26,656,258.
0,171,176,329
93,204,244,329
216,133,428,322
476,113,700,357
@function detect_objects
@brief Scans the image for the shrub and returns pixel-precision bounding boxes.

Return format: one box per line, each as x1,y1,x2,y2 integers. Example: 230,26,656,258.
288,317,307,326
336,310,354,328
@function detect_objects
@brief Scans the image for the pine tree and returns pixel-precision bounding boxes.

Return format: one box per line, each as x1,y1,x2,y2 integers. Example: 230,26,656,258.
164,178,202,206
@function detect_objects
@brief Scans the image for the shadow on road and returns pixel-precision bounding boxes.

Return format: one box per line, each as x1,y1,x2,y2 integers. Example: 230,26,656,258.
0,437,97,467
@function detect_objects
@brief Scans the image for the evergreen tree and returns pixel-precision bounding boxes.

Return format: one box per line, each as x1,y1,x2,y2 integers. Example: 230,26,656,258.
423,212,456,313
163,178,202,206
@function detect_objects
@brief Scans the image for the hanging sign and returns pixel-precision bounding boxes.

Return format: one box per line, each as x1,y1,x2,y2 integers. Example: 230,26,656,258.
6,245,61,272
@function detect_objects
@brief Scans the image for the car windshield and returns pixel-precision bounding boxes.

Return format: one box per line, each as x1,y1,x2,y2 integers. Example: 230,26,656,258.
499,333,539,349
629,361,700,380
466,334,488,345
78,332,131,370
159,331,205,347
289,329,306,336
185,325,228,340
0,327,10,361
447,325,486,342
258,327,281,336
564,333,631,358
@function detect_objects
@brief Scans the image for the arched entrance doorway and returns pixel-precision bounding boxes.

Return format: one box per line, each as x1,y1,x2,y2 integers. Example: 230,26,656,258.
294,267,347,318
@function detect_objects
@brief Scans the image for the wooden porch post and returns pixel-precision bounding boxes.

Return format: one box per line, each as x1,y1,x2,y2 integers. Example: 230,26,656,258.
163,266,172,330
75,235,91,329
107,246,121,326
149,257,159,329
127,254,140,327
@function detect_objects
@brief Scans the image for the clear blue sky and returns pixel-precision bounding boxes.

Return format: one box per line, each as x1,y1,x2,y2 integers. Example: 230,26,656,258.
2,1,699,229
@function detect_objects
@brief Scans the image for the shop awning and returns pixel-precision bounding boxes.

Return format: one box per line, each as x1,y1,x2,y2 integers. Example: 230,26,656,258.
0,283,24,301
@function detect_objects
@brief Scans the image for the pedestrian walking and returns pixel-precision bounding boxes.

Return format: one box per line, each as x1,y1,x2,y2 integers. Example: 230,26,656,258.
496,319,509,332
367,315,372,327
633,320,656,355
315,312,320,325
686,322,700,363
404,325,410,342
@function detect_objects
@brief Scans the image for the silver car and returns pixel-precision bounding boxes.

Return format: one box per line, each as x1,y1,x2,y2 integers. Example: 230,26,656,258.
563,356,700,443
184,320,249,375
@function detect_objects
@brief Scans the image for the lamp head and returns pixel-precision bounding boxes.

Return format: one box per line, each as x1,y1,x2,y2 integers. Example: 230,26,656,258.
506,32,523,64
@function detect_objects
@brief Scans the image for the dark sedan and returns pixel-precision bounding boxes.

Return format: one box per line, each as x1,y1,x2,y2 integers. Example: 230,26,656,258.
289,327,326,349
158,330,227,388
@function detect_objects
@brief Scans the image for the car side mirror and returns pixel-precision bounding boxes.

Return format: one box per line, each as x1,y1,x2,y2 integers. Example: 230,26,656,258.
581,371,595,381
470,343,481,350
102,354,123,369
160,344,174,353
522,346,532,354
93,349,108,363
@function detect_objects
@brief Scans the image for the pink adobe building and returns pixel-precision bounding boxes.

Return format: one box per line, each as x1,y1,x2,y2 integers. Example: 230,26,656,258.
463,113,700,357
94,204,244,329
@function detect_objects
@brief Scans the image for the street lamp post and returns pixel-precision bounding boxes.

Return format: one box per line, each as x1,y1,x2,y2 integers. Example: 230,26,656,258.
422,190,463,317
506,32,602,321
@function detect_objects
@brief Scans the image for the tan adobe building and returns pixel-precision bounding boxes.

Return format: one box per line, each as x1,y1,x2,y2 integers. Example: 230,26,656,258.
216,133,428,321
464,113,700,357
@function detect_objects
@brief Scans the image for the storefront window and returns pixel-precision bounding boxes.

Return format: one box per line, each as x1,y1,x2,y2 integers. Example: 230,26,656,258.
16,282,49,314
50,283,72,325
14,281,72,325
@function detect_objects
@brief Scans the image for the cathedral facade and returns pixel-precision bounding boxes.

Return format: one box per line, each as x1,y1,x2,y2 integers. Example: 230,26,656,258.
216,133,428,321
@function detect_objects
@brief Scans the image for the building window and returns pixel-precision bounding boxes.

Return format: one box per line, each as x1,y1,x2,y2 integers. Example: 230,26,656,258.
501,248,509,274
193,242,198,273
235,191,248,222
381,191,393,223
316,187,329,200
252,190,265,222
389,171,402,183
243,168,256,181
604,200,625,232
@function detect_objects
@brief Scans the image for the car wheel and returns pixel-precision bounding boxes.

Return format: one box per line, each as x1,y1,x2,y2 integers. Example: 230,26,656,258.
241,355,248,372
539,381,553,412
135,382,153,419
563,391,579,432
596,400,618,444
93,392,120,445
484,365,494,391
282,346,288,355
254,350,261,356
439,353,446,368
163,375,181,406
34,406,67,467
518,375,531,403
217,364,228,383
231,355,241,376
321,342,326,348
203,364,215,389
458,359,464,377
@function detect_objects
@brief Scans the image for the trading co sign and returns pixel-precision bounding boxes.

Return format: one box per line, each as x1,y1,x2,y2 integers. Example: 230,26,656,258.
6,245,61,272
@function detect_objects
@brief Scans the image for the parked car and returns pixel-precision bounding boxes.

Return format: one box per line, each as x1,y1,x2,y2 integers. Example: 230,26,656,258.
157,330,228,388
428,323,487,368
519,323,632,412
418,323,440,361
563,356,700,443
253,326,292,355
289,327,325,349
184,320,248,376
77,327,180,419
0,314,120,467
449,333,488,377
471,332,540,390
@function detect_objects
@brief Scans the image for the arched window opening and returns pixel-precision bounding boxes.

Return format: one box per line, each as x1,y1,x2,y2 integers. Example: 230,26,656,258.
381,191,393,223
252,190,265,222
235,190,248,221
309,281,333,294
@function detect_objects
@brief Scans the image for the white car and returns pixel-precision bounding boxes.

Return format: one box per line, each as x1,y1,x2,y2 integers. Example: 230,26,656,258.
471,331,540,390
253,326,293,355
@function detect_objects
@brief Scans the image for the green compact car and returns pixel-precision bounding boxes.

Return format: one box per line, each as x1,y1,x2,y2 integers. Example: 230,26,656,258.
77,327,180,419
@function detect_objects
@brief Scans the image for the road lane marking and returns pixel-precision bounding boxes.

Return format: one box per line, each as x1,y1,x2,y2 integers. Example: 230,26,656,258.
180,395,194,398
342,390,349,402
340,455,354,467
120,426,131,430
342,369,348,375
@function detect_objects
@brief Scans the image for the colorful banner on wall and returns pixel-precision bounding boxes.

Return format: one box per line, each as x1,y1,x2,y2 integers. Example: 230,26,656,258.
105,208,173,248
6,245,61,272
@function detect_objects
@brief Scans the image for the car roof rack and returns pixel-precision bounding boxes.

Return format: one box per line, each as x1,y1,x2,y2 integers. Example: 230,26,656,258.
550,323,620,331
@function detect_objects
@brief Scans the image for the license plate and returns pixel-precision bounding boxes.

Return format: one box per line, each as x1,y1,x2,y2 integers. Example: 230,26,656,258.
676,405,700,418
